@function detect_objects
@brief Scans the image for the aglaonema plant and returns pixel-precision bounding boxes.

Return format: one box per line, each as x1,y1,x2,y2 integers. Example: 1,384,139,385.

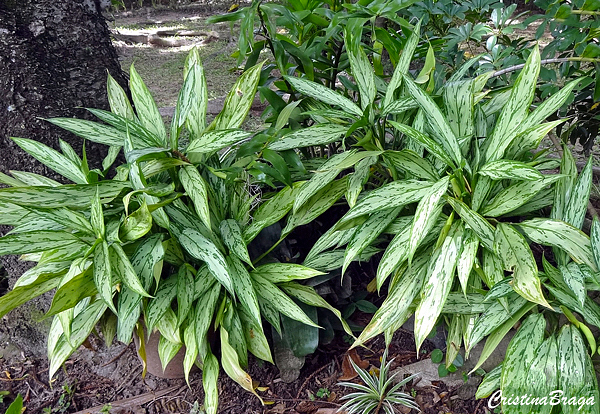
275,35,600,410
0,47,352,414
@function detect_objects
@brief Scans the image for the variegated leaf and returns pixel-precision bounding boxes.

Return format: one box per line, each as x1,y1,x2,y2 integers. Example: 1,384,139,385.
516,218,596,271
178,228,234,295
408,176,449,264
209,62,264,130
494,223,550,308
414,225,463,353
500,313,546,414
342,179,434,222
284,76,362,117
342,207,401,276
482,175,562,217
130,64,167,146
478,160,543,181
483,46,540,163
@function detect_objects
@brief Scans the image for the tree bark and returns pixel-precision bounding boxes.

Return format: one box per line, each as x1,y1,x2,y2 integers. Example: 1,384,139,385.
0,0,128,357
0,0,128,176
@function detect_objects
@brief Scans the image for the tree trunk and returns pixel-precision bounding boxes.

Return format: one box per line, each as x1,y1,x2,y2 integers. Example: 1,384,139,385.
0,0,128,357
0,0,127,176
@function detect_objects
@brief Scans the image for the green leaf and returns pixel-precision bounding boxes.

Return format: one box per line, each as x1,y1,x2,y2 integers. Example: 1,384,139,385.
252,273,319,328
184,47,209,140
384,19,421,108
0,230,82,255
202,352,220,414
293,151,359,212
342,207,400,276
94,241,117,314
402,74,463,167
516,218,596,270
342,179,434,222
561,262,587,308
130,63,167,146
209,61,264,130
120,201,153,241
49,300,107,379
238,305,273,363
525,336,557,414
446,197,495,250
283,178,348,237
194,282,221,346
388,121,455,168
243,184,297,243
408,176,449,264
46,118,127,147
227,255,261,327
476,365,502,399
267,124,348,151
90,187,104,238
22,207,93,235
478,160,543,181
483,46,540,163
111,243,150,298
467,294,528,353
107,72,135,120
564,158,592,230
345,22,376,110
279,281,353,337
414,225,463,353
251,263,323,284
179,165,211,230
283,76,362,117
179,228,234,295
494,223,550,308
557,325,599,414
353,255,428,348
469,301,536,374
380,97,419,116
346,156,375,208
220,219,252,267
11,138,87,184
384,150,438,181
457,230,478,295
444,79,474,139
482,175,562,217
500,313,546,414
0,274,59,319
186,129,251,155
0,181,130,208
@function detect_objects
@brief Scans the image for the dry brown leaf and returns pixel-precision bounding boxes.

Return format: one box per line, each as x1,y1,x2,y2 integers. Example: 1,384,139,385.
338,349,369,381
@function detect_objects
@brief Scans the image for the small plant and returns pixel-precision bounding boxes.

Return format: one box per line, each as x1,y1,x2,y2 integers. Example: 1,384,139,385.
338,348,419,414
316,387,330,399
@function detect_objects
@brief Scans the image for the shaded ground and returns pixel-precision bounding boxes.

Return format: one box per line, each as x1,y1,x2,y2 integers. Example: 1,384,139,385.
0,326,491,414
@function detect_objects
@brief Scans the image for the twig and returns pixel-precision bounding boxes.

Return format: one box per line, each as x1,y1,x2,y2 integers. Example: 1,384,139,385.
100,344,131,367
295,360,335,399
491,57,600,78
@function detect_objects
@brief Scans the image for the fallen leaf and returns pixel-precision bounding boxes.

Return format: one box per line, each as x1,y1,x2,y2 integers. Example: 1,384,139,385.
338,349,369,381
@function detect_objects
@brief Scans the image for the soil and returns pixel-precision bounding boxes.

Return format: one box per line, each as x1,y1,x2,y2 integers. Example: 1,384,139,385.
0,325,490,414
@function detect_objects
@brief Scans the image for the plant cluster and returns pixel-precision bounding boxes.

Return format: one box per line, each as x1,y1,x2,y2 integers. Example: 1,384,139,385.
3,1,600,413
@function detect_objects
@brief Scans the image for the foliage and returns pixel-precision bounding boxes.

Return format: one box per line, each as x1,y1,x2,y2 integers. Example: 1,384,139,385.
338,348,419,414
3,395,23,414
0,48,351,414
274,23,599,409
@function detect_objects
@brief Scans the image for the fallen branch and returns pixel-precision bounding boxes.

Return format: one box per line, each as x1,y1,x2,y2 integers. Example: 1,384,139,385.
70,385,181,414
492,57,600,78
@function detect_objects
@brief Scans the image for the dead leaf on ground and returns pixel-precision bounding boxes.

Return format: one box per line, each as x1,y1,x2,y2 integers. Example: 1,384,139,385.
338,349,369,381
